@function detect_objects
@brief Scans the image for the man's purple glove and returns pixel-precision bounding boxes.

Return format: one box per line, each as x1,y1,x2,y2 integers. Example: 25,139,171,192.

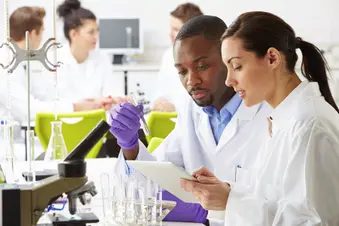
109,102,143,150
162,190,208,223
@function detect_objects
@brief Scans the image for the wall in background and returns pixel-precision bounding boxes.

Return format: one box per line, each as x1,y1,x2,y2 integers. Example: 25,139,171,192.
0,0,338,64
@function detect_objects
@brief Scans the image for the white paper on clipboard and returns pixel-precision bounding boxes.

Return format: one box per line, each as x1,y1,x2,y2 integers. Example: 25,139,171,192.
126,161,199,203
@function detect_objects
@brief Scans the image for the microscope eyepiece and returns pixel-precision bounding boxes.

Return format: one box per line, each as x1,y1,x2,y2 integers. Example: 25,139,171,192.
58,120,110,178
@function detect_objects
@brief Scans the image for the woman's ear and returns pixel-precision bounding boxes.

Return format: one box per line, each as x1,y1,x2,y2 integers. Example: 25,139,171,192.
266,47,281,69
69,29,77,40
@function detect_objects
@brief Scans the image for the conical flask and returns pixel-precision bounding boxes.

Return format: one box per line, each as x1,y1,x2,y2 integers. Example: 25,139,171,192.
44,121,68,161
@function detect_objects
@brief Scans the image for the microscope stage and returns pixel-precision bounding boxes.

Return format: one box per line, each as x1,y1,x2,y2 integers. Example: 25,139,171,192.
39,212,99,226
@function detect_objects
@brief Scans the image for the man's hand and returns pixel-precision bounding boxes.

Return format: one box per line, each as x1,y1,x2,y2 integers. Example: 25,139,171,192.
109,102,143,159
162,190,208,223
152,98,176,112
180,167,230,211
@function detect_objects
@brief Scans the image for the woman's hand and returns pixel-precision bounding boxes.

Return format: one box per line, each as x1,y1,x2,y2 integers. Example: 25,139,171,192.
152,98,176,112
180,167,230,211
103,96,128,110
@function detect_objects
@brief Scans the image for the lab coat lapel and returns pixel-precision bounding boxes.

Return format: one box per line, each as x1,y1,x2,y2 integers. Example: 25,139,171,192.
197,112,217,152
216,117,239,151
216,102,261,153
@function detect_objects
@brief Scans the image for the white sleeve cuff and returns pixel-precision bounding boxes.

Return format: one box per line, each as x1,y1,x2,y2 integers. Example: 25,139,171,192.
224,183,267,225
136,140,156,161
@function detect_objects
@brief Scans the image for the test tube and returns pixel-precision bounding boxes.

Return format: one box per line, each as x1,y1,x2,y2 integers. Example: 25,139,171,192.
128,92,150,136
100,173,110,219
125,174,137,224
146,179,162,226
26,129,36,183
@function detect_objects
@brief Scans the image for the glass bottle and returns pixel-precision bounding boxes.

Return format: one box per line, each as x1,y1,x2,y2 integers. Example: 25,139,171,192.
44,121,68,161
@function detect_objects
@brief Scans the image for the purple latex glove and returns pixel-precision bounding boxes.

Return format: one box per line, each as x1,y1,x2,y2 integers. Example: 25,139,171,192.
162,190,208,223
109,102,143,150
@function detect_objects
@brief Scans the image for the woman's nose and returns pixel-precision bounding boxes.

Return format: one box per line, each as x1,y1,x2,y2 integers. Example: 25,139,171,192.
225,72,237,88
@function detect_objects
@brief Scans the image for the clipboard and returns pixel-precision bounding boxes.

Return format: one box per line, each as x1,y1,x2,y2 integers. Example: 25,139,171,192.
126,161,199,203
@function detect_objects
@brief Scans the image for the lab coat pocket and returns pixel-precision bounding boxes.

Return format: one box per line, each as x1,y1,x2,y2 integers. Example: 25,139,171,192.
235,167,251,186
256,182,280,201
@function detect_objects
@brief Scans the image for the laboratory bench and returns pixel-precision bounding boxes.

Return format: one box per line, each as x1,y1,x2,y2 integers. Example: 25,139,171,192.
0,158,204,226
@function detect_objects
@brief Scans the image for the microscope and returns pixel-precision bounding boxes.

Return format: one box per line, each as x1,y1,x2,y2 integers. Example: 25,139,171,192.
0,120,110,226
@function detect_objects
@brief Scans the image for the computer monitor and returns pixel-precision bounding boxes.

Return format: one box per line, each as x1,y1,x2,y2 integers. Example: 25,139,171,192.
98,18,143,56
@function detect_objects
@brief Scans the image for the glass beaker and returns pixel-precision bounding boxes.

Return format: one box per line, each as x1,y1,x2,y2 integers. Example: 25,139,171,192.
44,121,68,161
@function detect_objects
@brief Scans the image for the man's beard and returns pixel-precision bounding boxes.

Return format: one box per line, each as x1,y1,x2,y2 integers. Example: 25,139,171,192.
191,94,214,107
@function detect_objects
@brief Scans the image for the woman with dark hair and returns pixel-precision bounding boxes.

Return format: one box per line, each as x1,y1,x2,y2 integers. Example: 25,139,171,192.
57,0,125,105
181,11,339,225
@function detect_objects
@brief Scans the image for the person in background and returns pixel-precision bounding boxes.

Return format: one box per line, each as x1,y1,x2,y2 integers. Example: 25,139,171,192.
56,0,125,104
0,6,111,124
152,2,203,112
181,11,339,225
109,15,272,226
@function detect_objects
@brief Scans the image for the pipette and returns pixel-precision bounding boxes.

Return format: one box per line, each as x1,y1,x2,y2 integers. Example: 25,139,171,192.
128,92,150,136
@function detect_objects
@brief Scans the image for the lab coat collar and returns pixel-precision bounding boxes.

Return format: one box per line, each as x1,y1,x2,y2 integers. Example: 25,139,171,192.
269,81,319,134
197,113,217,150
234,101,262,121
60,44,92,66
195,98,262,152
60,44,76,66
215,102,262,151
203,94,242,119
197,99,262,121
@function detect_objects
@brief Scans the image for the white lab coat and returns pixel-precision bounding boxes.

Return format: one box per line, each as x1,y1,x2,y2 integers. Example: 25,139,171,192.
134,95,272,226
224,81,339,226
56,45,121,102
0,61,73,124
331,76,339,105
153,47,188,110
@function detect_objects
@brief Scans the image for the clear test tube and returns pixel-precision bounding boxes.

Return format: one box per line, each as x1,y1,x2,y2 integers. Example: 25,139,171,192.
100,173,113,223
26,129,36,183
146,178,162,226
128,92,150,136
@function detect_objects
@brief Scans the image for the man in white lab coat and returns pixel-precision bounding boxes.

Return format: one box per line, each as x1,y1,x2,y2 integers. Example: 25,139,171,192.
0,6,114,124
152,3,203,112
109,16,271,225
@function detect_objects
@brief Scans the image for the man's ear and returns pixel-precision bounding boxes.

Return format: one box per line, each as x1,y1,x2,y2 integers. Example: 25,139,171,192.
265,47,281,69
29,29,37,39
